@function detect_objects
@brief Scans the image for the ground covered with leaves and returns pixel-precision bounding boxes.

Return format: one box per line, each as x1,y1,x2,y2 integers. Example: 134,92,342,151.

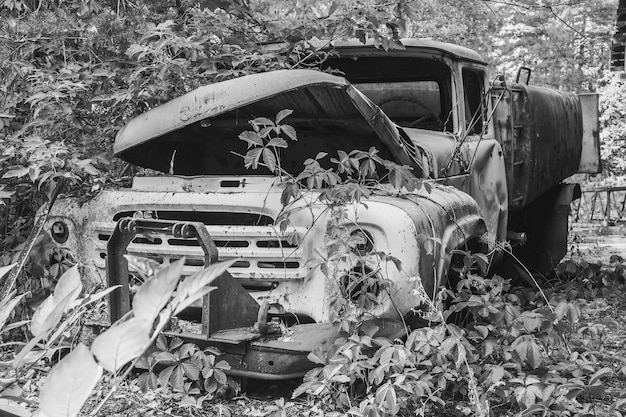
5,228,626,417
49,263,626,416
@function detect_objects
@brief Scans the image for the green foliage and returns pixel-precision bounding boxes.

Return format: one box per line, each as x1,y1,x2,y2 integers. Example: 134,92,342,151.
598,73,626,176
293,252,626,416
238,110,297,173
0,264,112,416
487,0,615,91
135,335,231,404
0,257,234,416
38,344,102,417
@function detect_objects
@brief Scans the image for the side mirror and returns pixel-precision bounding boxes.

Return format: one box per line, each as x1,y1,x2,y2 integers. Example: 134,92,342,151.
516,67,532,85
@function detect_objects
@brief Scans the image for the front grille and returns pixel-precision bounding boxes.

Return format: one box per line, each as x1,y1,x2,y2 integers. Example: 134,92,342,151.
93,212,307,287
112,210,274,226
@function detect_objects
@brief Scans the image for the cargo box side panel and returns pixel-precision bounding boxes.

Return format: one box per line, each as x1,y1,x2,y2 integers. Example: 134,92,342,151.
495,84,583,210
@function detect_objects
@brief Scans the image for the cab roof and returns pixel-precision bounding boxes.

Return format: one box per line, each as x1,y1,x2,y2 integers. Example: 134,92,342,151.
305,38,486,64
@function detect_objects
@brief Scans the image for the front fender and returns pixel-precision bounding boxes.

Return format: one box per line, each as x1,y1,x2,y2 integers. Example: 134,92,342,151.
344,184,488,318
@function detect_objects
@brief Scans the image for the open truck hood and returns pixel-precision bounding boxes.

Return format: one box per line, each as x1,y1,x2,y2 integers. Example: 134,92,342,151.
114,69,420,173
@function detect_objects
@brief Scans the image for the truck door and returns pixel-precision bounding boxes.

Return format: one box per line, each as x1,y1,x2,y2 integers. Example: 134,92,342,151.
460,66,509,243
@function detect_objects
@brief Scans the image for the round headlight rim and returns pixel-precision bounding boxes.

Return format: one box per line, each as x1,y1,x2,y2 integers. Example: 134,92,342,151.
51,220,69,244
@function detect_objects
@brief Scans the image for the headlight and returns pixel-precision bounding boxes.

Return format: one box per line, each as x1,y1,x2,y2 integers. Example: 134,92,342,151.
51,221,69,243
349,229,374,256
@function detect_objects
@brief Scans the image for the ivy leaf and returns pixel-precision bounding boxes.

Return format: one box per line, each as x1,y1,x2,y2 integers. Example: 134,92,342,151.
156,334,168,352
159,365,175,389
280,182,300,206
38,344,102,417
91,317,152,373
375,382,398,414
285,231,301,246
244,148,263,169
275,109,293,124
385,162,415,191
181,361,201,381
521,403,548,416
259,126,273,138
307,347,327,365
324,364,350,383
484,365,505,387
214,368,228,385
266,137,288,148
512,335,543,369
558,383,585,400
153,351,177,364
170,366,185,392
238,131,263,148
280,125,297,141
251,117,274,127
137,371,159,393
262,148,277,172
514,384,541,409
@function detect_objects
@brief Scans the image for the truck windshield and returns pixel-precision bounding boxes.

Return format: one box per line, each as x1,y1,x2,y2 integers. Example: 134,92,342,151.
323,56,452,132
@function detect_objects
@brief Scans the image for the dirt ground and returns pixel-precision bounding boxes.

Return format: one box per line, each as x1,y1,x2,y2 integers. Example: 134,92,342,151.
568,222,626,263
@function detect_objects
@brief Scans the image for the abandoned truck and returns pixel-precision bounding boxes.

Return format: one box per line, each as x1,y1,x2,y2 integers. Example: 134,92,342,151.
44,39,600,379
